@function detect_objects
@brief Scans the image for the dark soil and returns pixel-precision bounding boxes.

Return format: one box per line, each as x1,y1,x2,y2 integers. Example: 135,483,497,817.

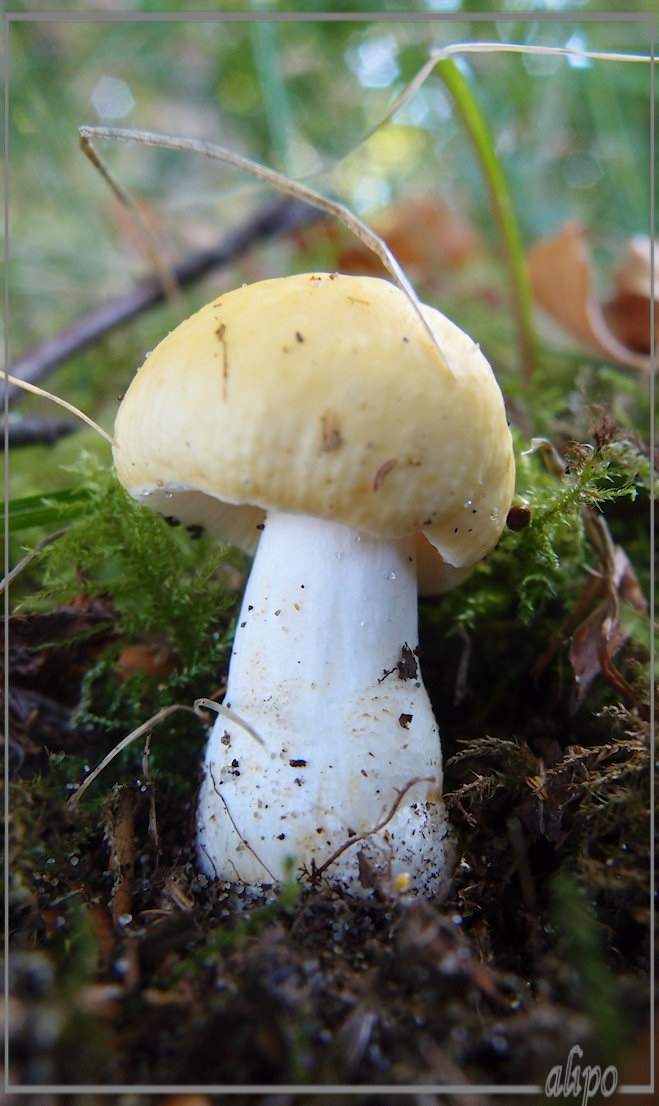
4,596,653,1104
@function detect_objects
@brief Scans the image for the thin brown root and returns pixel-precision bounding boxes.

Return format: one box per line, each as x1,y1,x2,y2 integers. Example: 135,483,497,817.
311,774,435,881
208,764,277,882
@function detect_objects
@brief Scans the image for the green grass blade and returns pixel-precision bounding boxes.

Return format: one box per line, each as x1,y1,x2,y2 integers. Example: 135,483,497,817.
3,488,93,533
435,58,538,380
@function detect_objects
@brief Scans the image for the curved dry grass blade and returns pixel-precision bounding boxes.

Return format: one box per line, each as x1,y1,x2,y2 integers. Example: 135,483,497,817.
0,528,68,595
375,41,655,142
78,125,456,379
3,371,116,448
66,703,196,808
79,132,180,301
193,697,265,747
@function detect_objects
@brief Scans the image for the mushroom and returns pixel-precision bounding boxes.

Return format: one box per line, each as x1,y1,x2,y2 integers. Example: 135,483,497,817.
113,273,515,895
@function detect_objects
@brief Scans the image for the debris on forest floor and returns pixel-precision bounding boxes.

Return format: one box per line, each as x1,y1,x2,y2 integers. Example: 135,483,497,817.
5,411,653,1095
6,841,649,1092
6,663,652,1093
528,222,655,371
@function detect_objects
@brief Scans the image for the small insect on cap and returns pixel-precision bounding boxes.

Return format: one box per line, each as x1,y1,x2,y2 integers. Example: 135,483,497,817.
113,272,515,593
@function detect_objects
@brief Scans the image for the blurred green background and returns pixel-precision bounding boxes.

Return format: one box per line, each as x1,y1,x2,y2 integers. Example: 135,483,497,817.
6,4,654,538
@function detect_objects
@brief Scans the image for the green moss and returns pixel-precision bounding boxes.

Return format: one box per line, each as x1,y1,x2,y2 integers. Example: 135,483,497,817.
11,453,243,802
432,425,651,641
22,453,242,667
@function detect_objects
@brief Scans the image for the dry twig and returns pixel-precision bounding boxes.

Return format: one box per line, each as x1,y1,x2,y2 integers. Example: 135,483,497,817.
7,197,316,403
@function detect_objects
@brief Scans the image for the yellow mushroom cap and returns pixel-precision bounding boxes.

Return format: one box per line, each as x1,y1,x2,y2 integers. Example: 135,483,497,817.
113,272,515,594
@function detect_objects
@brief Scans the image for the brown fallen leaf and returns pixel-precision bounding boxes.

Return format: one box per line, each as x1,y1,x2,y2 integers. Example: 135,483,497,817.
569,542,648,707
116,640,180,682
532,493,648,712
528,221,653,371
296,197,482,288
603,234,658,354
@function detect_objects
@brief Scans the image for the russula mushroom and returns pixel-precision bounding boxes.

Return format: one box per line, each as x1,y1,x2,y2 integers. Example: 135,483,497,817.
113,272,515,895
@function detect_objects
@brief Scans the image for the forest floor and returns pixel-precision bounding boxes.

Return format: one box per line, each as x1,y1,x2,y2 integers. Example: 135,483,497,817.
5,585,653,1103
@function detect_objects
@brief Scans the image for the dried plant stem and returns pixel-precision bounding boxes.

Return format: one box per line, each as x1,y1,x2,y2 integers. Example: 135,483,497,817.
0,528,68,595
311,775,434,880
78,126,456,379
2,371,116,448
380,42,654,128
66,704,196,808
193,697,265,747
79,133,180,301
66,698,267,809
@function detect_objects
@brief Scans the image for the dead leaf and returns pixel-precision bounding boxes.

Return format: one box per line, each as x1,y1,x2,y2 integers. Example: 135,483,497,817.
528,221,653,371
116,641,179,682
603,235,658,354
569,544,648,706
298,198,482,287
516,778,574,844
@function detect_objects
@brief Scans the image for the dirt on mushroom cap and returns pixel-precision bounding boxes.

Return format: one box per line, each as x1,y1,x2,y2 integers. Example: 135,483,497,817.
113,273,515,584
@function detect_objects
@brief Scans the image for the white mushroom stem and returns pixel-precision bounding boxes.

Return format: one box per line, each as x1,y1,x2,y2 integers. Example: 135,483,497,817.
196,510,450,894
